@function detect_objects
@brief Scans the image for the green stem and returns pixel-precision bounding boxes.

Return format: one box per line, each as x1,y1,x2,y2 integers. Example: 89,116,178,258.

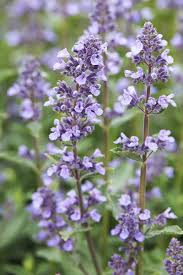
136,66,151,275
78,263,90,275
72,142,102,275
32,135,42,186
101,76,110,267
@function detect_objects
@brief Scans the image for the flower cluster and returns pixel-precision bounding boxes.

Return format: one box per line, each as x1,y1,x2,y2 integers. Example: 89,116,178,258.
108,254,135,275
57,181,106,223
6,24,56,46
113,0,153,24
109,194,150,273
171,14,183,49
30,35,106,254
114,130,175,157
109,194,177,274
45,35,105,145
7,58,50,120
29,181,106,251
126,22,173,85
47,147,105,180
157,0,183,9
111,195,150,243
164,238,183,274
30,187,73,252
87,0,127,77
117,85,176,114
89,0,116,35
6,0,57,46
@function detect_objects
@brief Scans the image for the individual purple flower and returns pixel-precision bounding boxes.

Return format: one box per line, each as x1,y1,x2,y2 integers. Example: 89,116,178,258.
154,208,177,227
164,238,183,275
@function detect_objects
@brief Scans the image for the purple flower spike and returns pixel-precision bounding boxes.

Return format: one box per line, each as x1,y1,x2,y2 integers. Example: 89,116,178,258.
164,238,183,274
7,57,50,121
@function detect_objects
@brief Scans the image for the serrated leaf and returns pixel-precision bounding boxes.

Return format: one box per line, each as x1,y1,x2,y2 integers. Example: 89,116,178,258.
146,225,183,239
111,147,142,162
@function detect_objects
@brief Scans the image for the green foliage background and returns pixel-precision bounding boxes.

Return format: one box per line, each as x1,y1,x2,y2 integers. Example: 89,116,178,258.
0,0,183,274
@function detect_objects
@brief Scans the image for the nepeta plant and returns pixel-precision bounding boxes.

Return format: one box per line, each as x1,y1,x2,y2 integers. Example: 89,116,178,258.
31,34,107,275
111,22,177,274
7,58,49,121
7,57,50,178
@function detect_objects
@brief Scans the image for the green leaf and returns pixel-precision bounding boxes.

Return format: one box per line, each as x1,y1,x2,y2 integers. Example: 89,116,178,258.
0,211,28,249
37,248,83,275
27,121,41,139
111,147,142,162
0,112,8,119
61,227,91,241
45,153,59,164
2,265,28,275
0,69,17,82
146,225,183,239
36,248,62,263
0,152,39,174
110,109,139,128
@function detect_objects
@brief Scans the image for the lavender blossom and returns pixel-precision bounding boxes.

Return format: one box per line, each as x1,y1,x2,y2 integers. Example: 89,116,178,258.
109,194,151,273
30,187,73,252
111,195,150,244
108,254,135,275
157,0,183,9
30,181,106,251
114,130,175,158
126,22,173,85
45,35,105,179
109,194,177,274
7,57,50,121
164,238,183,274
171,14,183,49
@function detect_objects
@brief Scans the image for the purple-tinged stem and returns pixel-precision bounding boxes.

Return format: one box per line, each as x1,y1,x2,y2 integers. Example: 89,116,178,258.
136,66,152,275
72,142,102,275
